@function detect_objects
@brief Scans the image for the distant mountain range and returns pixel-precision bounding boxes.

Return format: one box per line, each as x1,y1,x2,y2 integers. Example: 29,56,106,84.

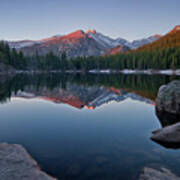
7,29,161,58
136,25,180,52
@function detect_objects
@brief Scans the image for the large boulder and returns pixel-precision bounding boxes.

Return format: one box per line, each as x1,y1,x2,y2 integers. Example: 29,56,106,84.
140,167,180,180
155,108,180,128
152,80,180,148
151,122,180,149
0,143,56,180
156,80,180,115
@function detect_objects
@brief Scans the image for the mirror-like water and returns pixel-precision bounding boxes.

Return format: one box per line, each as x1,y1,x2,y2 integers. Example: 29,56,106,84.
0,74,180,180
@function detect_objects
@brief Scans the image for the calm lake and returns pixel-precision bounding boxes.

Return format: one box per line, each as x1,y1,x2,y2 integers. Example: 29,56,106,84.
0,73,180,180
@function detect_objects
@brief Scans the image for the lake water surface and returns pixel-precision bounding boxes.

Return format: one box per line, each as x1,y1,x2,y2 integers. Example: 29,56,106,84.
0,74,180,180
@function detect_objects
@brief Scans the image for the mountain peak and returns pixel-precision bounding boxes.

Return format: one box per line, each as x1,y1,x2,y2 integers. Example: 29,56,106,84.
153,34,162,38
65,30,86,39
71,29,85,35
75,29,85,34
174,25,180,30
170,25,180,34
8,27,165,57
86,29,96,34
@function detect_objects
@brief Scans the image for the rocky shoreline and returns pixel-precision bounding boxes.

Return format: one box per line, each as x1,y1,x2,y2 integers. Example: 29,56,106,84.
0,143,56,180
1,143,180,180
140,167,180,180
152,80,180,148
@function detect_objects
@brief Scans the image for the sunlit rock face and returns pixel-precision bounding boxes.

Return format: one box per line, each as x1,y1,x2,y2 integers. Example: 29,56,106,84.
20,30,106,58
0,143,56,180
103,45,130,55
8,29,161,58
170,25,180,34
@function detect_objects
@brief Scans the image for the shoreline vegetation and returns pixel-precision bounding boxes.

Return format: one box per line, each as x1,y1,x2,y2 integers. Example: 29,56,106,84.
0,40,180,77
1,73,178,104
1,28,180,75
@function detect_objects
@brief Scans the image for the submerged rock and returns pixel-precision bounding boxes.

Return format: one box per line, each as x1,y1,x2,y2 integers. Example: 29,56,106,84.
151,122,180,149
140,167,180,180
156,80,180,115
0,143,56,180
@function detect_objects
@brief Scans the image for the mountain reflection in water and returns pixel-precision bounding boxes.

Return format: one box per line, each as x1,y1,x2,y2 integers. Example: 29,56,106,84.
0,73,178,107
0,73,180,180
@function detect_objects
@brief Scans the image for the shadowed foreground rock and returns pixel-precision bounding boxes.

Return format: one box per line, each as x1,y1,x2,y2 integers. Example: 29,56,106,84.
140,167,180,180
151,122,180,149
156,109,180,128
152,80,180,148
0,143,56,180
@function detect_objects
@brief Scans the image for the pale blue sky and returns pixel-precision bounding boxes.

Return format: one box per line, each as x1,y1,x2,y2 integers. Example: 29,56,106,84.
0,0,179,41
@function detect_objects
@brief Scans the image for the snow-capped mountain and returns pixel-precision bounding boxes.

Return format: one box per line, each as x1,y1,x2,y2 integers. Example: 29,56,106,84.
7,35,63,49
84,29,160,49
20,30,106,57
131,34,162,49
8,40,40,49
86,29,131,49
7,29,161,57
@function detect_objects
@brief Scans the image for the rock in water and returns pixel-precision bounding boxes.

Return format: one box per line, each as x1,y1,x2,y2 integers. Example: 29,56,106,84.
0,143,56,180
156,80,180,115
151,122,180,148
155,108,180,128
140,167,180,180
152,80,180,148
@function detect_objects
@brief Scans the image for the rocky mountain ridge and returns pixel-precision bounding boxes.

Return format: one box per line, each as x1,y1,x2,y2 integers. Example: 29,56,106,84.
7,29,161,58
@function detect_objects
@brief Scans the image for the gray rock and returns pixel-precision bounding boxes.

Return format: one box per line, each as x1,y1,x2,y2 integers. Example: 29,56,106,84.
152,80,180,148
155,108,179,128
140,167,180,180
156,80,180,115
0,143,56,180
151,122,180,148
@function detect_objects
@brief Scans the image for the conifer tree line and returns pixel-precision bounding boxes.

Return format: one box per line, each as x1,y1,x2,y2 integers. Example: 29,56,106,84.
0,40,180,71
1,73,179,103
